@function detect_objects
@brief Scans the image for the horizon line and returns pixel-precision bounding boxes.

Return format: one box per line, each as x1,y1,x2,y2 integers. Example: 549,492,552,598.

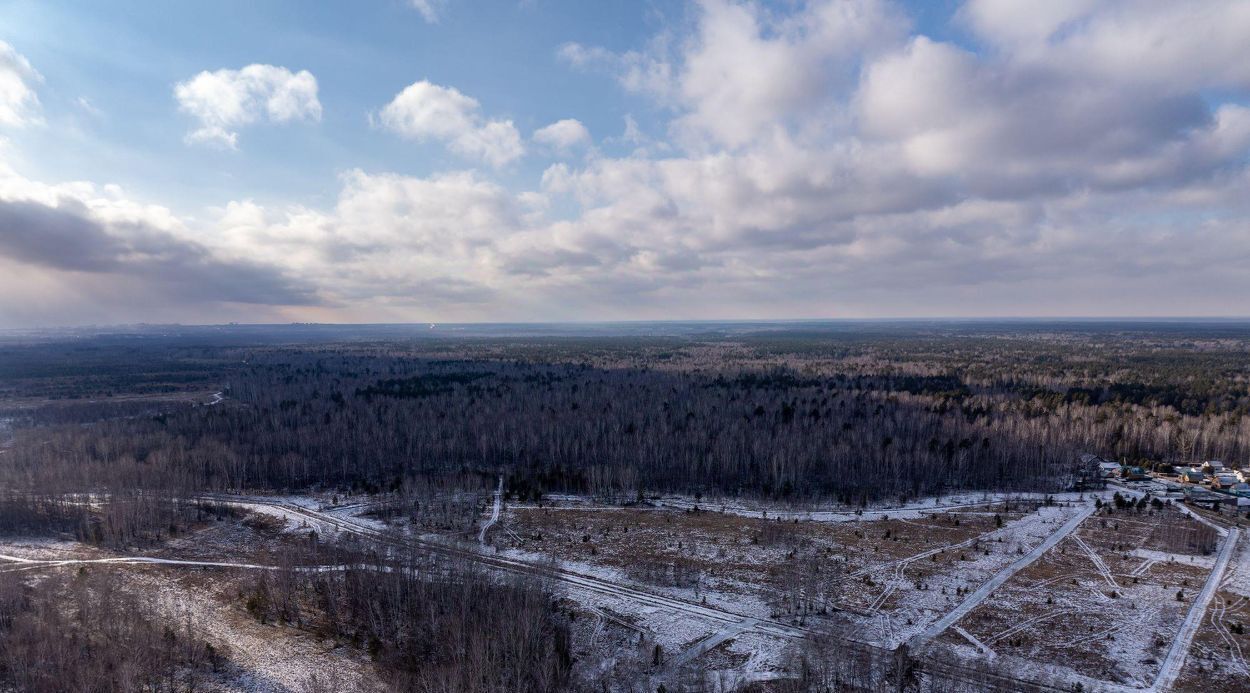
8,315,1250,333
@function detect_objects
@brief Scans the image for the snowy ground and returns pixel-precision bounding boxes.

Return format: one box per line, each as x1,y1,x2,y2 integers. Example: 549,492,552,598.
137,570,382,692
929,505,1224,690
654,489,1111,522
0,523,386,692
1170,524,1250,692
854,503,1092,648
483,492,1110,686
5,487,1234,691
0,536,105,562
1224,532,1250,599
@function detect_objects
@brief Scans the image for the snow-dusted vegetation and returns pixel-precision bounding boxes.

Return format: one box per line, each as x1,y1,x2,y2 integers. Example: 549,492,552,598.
2,323,1250,691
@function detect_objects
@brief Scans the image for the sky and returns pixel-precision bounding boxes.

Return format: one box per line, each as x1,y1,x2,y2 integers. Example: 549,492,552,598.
0,0,1248,327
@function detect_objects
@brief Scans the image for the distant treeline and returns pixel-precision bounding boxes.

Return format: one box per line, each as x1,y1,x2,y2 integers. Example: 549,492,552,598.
2,329,1249,505
2,358,1075,504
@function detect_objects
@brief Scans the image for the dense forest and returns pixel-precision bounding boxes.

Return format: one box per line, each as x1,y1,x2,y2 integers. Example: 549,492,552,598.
2,322,1249,512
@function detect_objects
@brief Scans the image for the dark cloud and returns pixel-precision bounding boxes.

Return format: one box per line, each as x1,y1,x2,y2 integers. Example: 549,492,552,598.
0,199,123,271
0,197,319,306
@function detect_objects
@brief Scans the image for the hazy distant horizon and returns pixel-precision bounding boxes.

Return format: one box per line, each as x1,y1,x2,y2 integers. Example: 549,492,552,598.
9,315,1250,339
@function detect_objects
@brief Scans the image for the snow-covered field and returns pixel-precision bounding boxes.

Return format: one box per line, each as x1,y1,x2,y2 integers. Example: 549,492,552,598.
481,493,1117,686
1170,527,1250,692
0,523,386,692
928,505,1229,690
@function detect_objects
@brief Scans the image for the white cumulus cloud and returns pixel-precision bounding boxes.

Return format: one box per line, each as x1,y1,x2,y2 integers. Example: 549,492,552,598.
174,64,322,149
532,119,591,153
377,80,523,167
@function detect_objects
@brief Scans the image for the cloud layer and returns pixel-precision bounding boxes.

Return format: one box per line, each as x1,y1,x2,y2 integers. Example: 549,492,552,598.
0,160,316,325
533,119,591,154
4,1,1250,325
408,0,447,24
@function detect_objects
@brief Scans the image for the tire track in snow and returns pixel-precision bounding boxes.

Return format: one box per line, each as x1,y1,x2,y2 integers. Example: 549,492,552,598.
670,617,757,668
1131,558,1156,578
1071,534,1119,589
848,505,1063,581
1152,527,1239,692
1206,594,1249,676
984,608,1079,646
907,502,1096,648
0,554,365,573
867,562,905,614
478,476,503,544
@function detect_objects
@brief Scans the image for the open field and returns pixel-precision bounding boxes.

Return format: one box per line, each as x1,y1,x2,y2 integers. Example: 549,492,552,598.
472,488,1248,691
927,503,1233,690
490,496,1093,650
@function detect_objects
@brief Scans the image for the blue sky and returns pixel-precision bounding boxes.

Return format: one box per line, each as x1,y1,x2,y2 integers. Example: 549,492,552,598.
1,0,669,208
1,1,1249,326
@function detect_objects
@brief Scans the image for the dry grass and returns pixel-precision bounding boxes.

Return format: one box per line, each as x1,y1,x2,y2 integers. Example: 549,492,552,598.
1172,589,1250,691
497,501,1035,618
946,506,1212,686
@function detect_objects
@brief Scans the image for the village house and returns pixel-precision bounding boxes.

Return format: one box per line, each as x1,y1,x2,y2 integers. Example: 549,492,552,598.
1121,466,1150,481
1080,453,1121,480
1212,472,1241,490
1184,487,1239,512
1072,453,1110,489
1098,460,1122,478
1181,468,1206,484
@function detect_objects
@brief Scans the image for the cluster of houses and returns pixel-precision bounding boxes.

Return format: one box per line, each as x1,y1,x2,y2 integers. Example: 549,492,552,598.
1175,460,1250,495
1088,455,1247,489
1080,453,1250,513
